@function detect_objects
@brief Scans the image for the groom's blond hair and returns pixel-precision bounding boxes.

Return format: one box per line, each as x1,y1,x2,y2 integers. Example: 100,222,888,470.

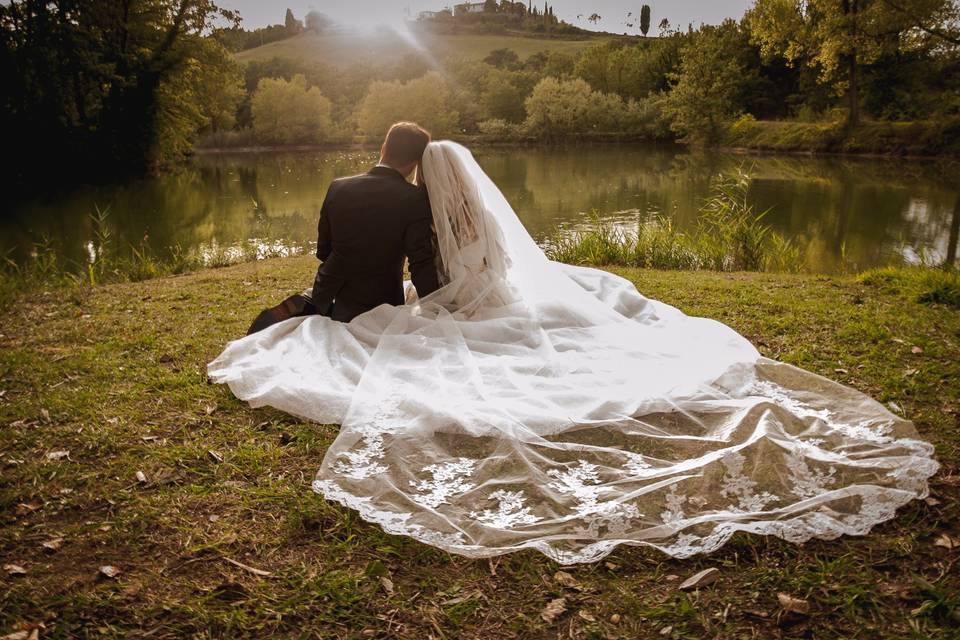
381,122,431,167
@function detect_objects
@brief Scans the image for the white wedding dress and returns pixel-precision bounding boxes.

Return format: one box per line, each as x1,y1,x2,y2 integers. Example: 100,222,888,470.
208,141,939,564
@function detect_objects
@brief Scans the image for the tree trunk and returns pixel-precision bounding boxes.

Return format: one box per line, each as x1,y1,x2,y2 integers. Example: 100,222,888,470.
847,54,860,127
843,0,861,128
946,193,960,268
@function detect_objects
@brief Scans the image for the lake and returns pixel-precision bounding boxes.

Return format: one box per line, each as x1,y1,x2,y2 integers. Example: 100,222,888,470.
3,144,959,273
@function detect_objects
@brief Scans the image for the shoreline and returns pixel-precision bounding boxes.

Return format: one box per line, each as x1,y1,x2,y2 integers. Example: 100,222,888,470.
193,136,960,161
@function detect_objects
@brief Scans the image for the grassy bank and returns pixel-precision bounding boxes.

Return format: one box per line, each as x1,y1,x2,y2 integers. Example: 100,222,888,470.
725,116,960,157
1,255,958,639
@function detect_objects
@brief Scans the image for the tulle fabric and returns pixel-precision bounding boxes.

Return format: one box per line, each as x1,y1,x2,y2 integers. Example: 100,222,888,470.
207,142,938,563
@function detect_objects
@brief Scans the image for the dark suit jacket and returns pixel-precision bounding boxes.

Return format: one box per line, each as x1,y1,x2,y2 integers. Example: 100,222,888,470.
311,165,441,322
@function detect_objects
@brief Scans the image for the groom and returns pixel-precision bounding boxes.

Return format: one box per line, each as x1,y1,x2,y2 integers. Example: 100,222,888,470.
310,121,440,321
247,122,440,333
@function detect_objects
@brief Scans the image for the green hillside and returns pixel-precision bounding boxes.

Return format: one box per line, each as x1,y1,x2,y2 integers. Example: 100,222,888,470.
235,30,609,66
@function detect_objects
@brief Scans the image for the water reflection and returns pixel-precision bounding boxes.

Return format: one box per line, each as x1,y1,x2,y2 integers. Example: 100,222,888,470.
2,145,957,272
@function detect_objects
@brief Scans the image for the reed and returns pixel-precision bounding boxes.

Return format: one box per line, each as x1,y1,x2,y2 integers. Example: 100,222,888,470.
546,167,807,273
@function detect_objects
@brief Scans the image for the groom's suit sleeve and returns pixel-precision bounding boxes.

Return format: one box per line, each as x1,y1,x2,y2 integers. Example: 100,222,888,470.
315,186,334,261
405,188,441,299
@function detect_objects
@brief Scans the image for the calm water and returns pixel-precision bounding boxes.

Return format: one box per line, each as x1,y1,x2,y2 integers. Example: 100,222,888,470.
3,145,959,273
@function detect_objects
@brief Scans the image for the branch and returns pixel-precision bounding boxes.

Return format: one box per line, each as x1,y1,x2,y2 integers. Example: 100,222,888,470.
879,0,960,45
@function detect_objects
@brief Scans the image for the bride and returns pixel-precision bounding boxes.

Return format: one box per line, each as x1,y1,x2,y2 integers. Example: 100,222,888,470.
208,141,939,564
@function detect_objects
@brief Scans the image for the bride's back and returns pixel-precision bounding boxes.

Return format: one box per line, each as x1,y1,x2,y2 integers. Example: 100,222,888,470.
420,141,512,313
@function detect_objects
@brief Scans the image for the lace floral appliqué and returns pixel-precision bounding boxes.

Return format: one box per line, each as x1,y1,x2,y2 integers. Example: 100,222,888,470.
548,460,641,535
470,490,541,528
721,451,778,513
411,458,477,508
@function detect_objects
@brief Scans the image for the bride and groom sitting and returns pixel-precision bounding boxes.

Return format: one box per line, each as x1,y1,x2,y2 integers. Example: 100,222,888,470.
249,122,442,332
212,121,937,563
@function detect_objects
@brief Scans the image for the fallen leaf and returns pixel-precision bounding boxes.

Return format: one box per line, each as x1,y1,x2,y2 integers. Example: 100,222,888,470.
4,564,26,576
659,625,673,636
891,338,906,344
1,629,40,640
925,497,941,507
609,613,622,623
578,610,596,623
604,562,619,570
887,401,903,414
223,557,271,577
777,593,810,615
933,534,958,550
207,450,223,463
379,576,394,593
554,570,582,590
911,345,923,354
46,450,69,461
834,368,848,374
41,538,63,552
40,409,50,422
99,565,121,579
15,503,40,516
204,404,217,415
540,596,567,623
135,470,148,484
679,567,719,591
744,609,769,618
664,574,679,581
904,368,919,377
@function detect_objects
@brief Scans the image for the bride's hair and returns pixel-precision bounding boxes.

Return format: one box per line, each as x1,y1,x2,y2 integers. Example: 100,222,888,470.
420,141,510,288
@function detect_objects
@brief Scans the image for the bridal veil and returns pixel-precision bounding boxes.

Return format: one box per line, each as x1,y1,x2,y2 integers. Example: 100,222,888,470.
208,141,938,563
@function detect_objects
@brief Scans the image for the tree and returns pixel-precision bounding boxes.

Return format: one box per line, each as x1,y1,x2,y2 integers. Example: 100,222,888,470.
745,0,956,127
284,8,302,35
482,69,528,122
663,20,756,144
251,75,333,144
640,4,652,36
484,48,520,69
523,76,634,136
357,72,459,135
0,0,242,183
485,0,498,12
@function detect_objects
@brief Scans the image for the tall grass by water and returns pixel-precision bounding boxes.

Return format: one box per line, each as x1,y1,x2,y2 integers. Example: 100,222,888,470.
546,167,805,273
0,206,312,310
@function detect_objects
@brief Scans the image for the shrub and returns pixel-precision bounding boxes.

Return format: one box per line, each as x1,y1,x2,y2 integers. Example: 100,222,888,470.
477,119,523,138
251,74,334,144
356,72,459,136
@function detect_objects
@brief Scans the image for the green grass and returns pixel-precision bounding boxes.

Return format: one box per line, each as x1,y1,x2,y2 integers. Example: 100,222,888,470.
1,255,958,638
236,30,606,66
726,116,960,157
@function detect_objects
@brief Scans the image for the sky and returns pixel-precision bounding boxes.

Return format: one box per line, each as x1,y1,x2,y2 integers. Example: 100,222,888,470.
220,1,754,36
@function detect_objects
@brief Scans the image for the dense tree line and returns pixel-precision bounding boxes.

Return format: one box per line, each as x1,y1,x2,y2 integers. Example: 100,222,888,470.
1,0,243,190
